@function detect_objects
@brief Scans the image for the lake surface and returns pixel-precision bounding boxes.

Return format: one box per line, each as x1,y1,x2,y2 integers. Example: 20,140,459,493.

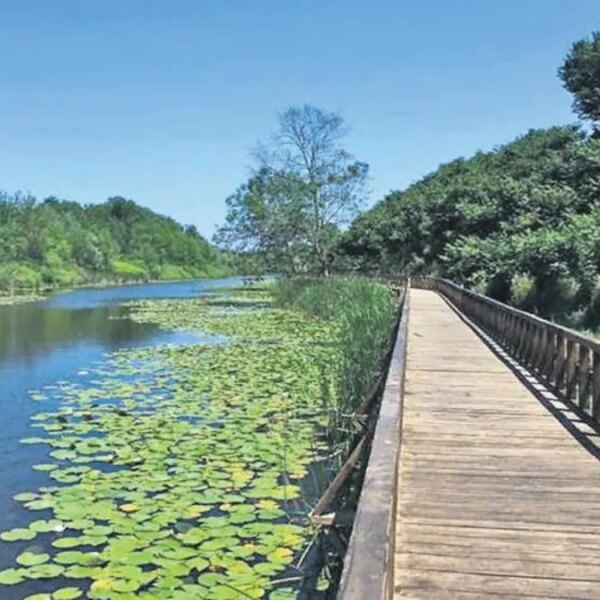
0,277,245,578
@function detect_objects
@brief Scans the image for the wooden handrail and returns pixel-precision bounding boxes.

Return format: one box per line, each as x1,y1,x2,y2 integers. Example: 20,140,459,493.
337,287,410,599
414,277,600,423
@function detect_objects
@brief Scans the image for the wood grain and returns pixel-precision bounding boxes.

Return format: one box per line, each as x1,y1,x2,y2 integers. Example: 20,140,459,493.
394,290,600,600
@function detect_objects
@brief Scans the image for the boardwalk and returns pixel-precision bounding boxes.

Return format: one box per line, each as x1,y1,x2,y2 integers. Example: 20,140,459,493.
393,289,600,599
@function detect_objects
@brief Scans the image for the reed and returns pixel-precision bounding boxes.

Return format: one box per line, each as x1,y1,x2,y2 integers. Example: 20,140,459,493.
274,276,396,444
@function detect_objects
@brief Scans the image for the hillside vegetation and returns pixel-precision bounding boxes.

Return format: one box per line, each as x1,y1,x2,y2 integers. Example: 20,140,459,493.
0,194,227,293
341,32,600,328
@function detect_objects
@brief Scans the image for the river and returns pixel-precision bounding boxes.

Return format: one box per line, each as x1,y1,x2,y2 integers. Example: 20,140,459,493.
0,277,245,591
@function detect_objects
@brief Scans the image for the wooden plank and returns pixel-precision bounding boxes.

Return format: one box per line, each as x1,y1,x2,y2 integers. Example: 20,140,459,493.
391,290,600,600
593,351,600,421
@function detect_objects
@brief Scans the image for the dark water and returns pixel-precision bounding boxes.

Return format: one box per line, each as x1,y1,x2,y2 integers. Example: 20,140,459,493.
0,277,243,580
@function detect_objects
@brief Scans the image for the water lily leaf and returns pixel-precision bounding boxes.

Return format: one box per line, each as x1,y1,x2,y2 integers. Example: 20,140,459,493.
199,537,238,553
1,527,37,541
197,572,225,587
88,578,114,597
16,551,50,567
24,564,65,579
30,519,64,533
0,568,25,585
54,551,89,565
32,464,58,472
266,547,294,565
52,588,83,600
20,437,47,445
53,537,83,548
111,578,141,593
254,562,283,576
26,498,54,510
13,492,39,502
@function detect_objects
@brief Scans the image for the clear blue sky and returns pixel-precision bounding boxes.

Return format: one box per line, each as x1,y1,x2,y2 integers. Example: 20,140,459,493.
1,1,599,238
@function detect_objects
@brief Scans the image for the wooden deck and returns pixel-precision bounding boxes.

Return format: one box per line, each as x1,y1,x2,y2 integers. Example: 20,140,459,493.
393,289,600,599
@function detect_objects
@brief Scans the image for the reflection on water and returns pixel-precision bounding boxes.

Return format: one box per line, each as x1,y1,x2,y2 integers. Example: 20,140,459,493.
0,277,241,579
0,277,244,362
0,304,158,363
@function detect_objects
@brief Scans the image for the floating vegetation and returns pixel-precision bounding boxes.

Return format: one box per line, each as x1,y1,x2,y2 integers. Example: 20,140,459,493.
0,294,45,306
1,292,347,599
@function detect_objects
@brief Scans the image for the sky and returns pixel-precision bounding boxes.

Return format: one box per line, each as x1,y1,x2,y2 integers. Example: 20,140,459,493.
1,0,599,239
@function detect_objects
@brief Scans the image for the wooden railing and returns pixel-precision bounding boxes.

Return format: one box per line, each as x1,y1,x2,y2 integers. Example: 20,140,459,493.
416,277,600,424
337,284,410,599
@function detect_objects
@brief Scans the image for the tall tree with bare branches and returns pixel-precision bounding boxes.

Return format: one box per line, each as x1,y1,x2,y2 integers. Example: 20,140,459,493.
216,105,368,275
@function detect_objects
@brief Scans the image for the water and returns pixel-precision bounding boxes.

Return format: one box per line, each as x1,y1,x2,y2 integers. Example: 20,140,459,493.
0,277,243,577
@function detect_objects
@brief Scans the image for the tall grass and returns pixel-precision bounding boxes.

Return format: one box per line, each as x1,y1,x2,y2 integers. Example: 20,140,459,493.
274,276,397,444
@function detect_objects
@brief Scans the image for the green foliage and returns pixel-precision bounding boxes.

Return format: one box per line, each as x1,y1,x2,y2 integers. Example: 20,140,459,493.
274,277,396,438
510,274,535,310
110,259,148,280
215,105,368,276
340,125,600,326
559,30,600,126
0,194,228,293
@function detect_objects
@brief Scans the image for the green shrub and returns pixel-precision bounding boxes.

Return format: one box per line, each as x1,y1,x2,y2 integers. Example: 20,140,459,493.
549,276,581,316
41,264,83,288
0,263,43,292
588,276,600,324
468,270,490,295
157,264,194,281
510,273,536,309
111,259,149,280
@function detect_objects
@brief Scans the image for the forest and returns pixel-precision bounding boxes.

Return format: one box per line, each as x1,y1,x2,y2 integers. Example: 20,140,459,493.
339,31,600,328
0,194,227,294
214,32,600,330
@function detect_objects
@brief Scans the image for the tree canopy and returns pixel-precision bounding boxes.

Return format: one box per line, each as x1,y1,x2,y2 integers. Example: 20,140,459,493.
0,194,227,293
340,124,600,325
215,104,368,275
338,30,600,327
560,31,600,127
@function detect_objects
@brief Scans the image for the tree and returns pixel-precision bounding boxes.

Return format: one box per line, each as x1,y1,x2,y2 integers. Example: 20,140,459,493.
0,192,227,293
216,104,368,275
559,31,600,127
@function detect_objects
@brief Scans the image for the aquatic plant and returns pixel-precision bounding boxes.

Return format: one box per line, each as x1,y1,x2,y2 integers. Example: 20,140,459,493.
0,281,394,599
274,277,396,440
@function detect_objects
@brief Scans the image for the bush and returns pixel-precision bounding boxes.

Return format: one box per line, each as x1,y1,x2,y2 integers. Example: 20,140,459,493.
468,270,490,295
510,273,536,310
111,259,149,280
544,276,581,317
0,263,43,292
157,264,194,281
41,264,83,288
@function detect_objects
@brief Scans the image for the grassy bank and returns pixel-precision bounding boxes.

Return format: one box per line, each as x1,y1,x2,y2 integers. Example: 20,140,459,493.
0,260,231,298
273,277,397,448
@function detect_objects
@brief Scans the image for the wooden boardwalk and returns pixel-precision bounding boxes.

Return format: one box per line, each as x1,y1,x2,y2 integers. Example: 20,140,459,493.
393,289,600,600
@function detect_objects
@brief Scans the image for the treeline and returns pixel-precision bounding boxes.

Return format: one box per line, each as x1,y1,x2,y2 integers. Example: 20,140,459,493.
0,194,228,294
340,31,600,328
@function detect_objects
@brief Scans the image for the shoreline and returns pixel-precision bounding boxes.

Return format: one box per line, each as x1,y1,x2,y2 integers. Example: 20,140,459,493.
0,273,242,306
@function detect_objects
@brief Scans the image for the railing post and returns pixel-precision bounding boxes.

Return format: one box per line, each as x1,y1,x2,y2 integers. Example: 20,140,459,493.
593,352,600,421
424,276,600,430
